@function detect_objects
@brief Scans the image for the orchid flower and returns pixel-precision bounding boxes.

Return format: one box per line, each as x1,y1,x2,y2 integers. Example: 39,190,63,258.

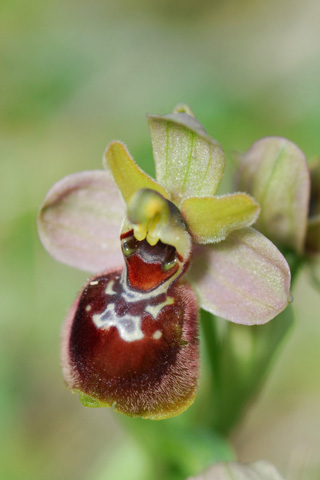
37,105,291,420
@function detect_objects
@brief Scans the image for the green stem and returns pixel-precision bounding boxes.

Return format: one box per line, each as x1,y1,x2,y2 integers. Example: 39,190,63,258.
200,280,298,435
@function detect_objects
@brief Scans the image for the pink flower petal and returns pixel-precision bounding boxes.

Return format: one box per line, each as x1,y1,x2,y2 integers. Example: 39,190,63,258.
188,228,291,325
38,171,125,273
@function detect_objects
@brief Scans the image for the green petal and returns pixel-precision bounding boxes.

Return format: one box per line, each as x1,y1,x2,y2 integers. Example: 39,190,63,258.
147,110,225,206
236,137,310,254
103,141,169,204
181,193,260,244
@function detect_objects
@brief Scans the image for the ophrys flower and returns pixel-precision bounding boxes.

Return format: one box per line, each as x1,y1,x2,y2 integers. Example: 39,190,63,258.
38,105,291,419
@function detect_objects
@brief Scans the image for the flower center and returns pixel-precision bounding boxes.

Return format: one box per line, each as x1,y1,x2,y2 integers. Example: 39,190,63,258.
125,188,192,263
120,232,180,291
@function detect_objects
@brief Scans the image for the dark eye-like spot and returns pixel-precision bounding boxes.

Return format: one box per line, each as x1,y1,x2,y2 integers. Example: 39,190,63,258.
163,257,178,271
122,236,138,257
162,247,178,271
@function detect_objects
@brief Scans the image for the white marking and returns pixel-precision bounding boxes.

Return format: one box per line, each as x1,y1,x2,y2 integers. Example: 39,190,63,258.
120,267,176,302
93,304,144,342
105,280,116,295
145,297,174,319
153,330,162,340
86,305,92,312
90,280,99,286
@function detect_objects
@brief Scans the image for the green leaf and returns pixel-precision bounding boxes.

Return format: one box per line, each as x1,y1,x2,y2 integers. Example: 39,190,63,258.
148,111,225,206
181,193,260,244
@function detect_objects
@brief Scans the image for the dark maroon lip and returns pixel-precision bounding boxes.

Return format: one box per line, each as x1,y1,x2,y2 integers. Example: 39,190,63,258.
63,219,197,419
65,269,199,418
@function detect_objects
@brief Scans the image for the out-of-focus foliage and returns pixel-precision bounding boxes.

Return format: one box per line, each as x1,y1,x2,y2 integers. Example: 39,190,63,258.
188,460,284,480
1,0,320,479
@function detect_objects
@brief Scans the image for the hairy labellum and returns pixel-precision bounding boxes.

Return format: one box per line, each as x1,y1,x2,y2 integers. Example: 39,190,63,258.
62,235,199,419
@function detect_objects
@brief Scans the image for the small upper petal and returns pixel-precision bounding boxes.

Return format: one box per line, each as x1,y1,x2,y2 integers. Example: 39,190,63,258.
236,137,310,254
188,227,291,325
181,193,260,244
148,110,225,206
103,141,169,204
38,170,125,273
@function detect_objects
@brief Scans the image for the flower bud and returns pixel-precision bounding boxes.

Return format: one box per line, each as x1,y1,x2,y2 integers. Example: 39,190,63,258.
236,137,310,253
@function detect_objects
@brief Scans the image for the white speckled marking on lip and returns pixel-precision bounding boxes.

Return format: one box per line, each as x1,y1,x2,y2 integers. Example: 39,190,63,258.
93,304,144,342
145,297,174,319
93,273,175,343
105,280,116,295
153,330,162,340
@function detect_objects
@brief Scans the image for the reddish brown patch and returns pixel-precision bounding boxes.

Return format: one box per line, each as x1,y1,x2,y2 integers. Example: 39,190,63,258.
63,270,199,419
124,238,180,291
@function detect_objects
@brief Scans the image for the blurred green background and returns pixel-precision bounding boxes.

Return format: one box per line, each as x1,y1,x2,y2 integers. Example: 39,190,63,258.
1,0,320,478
